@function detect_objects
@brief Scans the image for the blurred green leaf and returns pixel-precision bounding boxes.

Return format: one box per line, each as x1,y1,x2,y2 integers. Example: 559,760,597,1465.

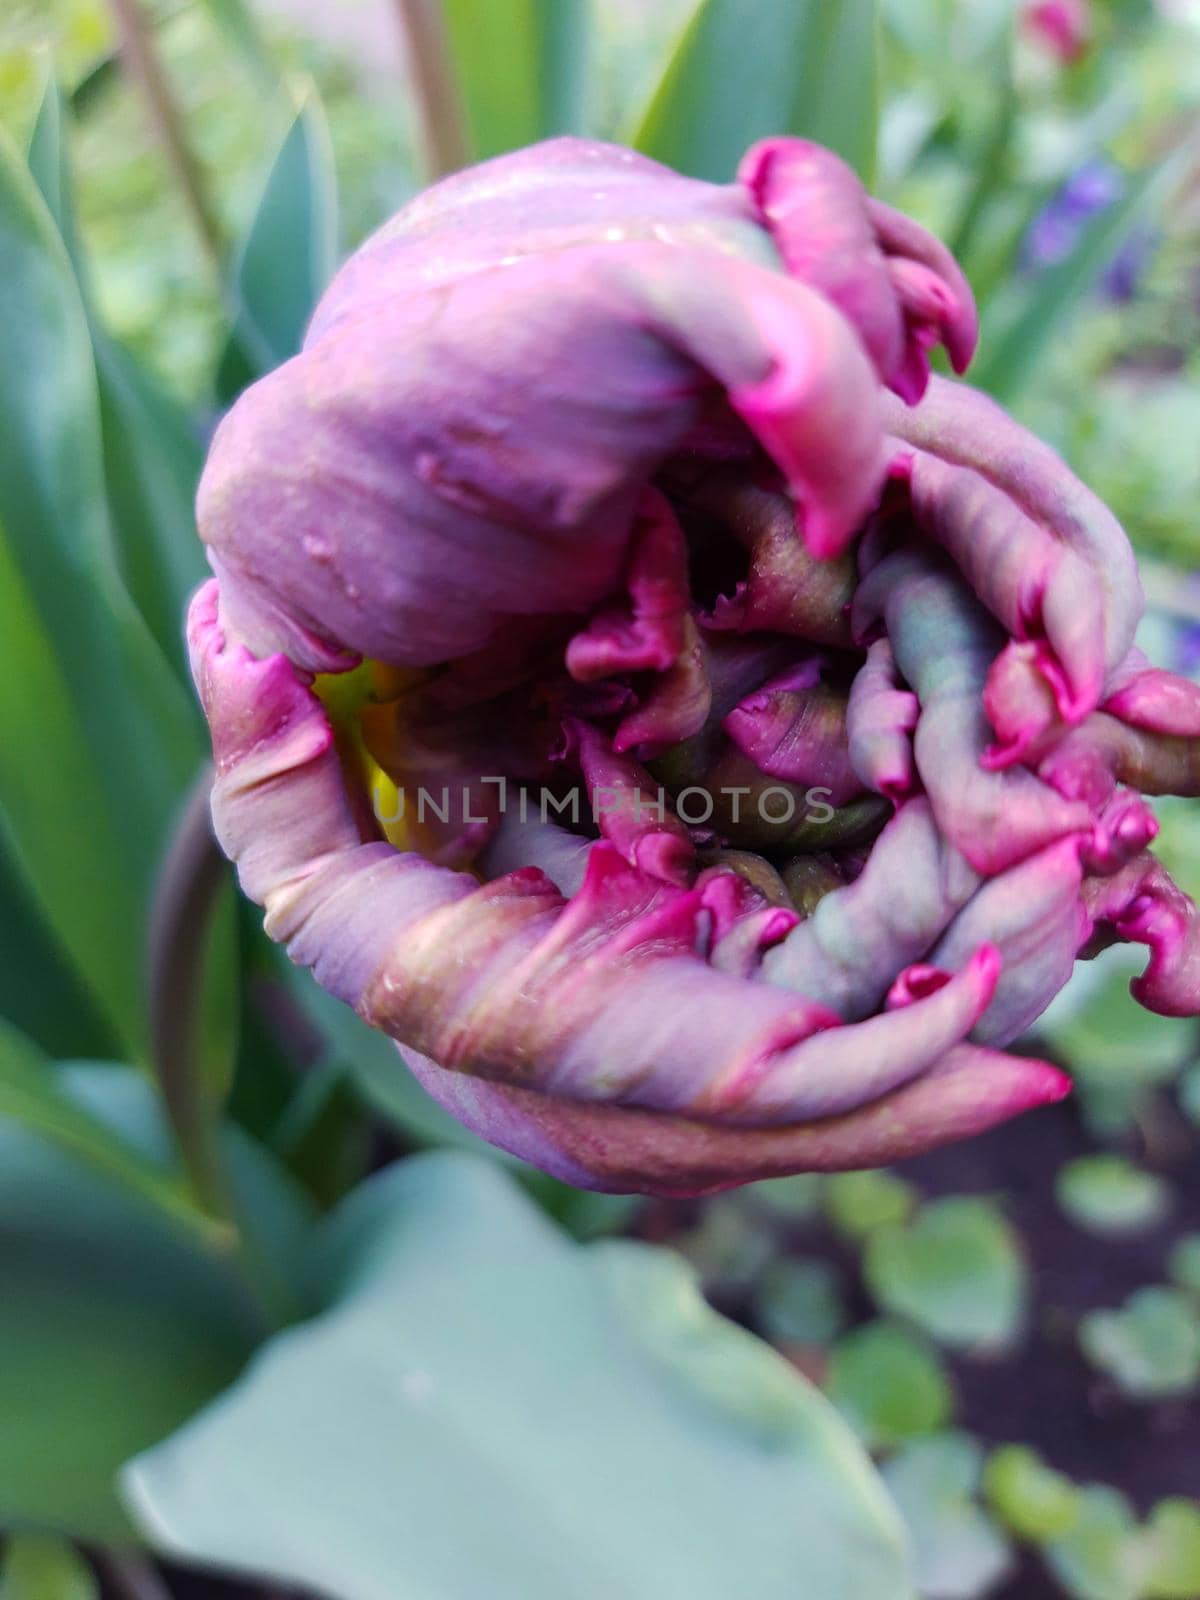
1167,1235,1200,1300
0,1537,96,1600
228,84,338,375
25,73,209,675
745,1172,825,1221
825,1169,917,1238
631,0,878,182
882,1432,1013,1600
1056,1155,1171,1238
983,1445,1081,1544
1143,1499,1200,1600
1179,1064,1200,1128
1045,1486,1145,1600
0,833,115,1060
0,1067,264,1541
753,1258,846,1346
1079,1288,1200,1400
827,1320,954,1450
972,151,1185,402
0,1019,216,1245
200,0,280,95
0,114,202,1059
864,1198,1026,1351
125,1154,913,1600
442,0,590,157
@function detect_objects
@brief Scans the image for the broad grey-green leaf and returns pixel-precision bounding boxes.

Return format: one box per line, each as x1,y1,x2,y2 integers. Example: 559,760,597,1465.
0,1020,215,1245
631,0,878,183
442,0,590,158
125,1154,913,1600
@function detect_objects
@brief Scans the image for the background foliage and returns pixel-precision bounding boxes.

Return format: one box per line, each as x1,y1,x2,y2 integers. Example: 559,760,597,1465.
0,2,1197,1597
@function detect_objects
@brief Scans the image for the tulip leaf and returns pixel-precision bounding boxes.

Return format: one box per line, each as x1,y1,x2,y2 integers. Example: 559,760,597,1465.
631,0,878,183
863,1198,1026,1351
25,73,209,676
441,0,590,159
0,1536,98,1600
0,1067,267,1542
199,0,280,94
124,1154,913,1600
227,84,338,375
0,1020,218,1246
0,111,205,1059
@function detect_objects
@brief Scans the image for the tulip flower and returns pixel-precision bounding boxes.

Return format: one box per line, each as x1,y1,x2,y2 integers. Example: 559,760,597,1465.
188,137,1200,1194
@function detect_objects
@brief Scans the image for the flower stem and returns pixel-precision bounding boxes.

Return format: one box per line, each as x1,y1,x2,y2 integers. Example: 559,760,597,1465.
391,0,471,180
105,0,225,269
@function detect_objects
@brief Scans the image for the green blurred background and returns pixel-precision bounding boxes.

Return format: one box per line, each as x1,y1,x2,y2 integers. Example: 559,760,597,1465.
0,3,1197,1598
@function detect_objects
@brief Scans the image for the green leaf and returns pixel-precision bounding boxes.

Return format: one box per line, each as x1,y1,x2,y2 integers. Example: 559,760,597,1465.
24,73,209,675
125,1154,913,1600
983,1445,1081,1544
827,1320,954,1450
1167,1235,1200,1300
753,1258,847,1346
228,85,338,375
1045,1487,1145,1600
442,0,590,158
825,1169,918,1238
0,1020,218,1245
0,1067,266,1541
0,1537,97,1600
1143,1499,1200,1600
0,118,201,1059
631,0,878,183
200,0,280,94
0,833,115,1060
882,1433,1013,1600
1079,1288,1200,1400
744,1172,824,1221
1056,1155,1171,1238
864,1198,1026,1351
972,151,1184,402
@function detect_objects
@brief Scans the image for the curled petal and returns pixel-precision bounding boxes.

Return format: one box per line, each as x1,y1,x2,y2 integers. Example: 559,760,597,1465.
403,1042,1069,1195
763,798,980,1018
931,838,1086,1045
1039,709,1200,804
562,718,693,885
882,377,1142,751
678,468,857,644
854,546,1091,872
1082,854,1200,1017
723,669,862,804
847,637,920,801
739,138,977,400
1102,664,1200,738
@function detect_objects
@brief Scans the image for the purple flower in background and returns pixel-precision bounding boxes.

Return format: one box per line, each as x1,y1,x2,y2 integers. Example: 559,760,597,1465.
188,138,1200,1195
1022,158,1156,301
